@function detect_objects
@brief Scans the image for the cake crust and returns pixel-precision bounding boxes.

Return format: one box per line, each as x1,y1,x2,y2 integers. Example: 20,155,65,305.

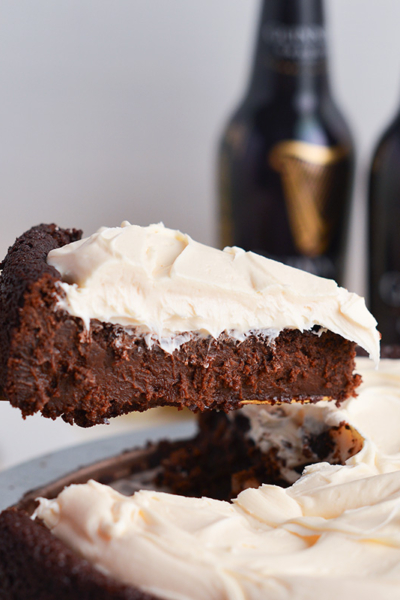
0,508,156,600
0,224,361,427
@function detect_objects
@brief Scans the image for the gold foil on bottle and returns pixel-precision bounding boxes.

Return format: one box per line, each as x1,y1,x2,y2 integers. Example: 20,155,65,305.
269,141,348,257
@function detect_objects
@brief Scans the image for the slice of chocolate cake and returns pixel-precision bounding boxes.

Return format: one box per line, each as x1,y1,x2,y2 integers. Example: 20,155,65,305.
0,222,379,427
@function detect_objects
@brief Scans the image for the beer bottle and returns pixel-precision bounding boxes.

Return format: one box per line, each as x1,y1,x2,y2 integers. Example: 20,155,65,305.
369,114,400,344
218,0,354,282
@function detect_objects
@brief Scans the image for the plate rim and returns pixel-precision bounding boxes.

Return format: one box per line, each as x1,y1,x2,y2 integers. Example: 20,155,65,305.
0,420,197,512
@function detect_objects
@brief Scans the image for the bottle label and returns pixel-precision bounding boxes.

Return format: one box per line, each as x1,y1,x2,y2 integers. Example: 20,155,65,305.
263,23,326,64
269,141,349,257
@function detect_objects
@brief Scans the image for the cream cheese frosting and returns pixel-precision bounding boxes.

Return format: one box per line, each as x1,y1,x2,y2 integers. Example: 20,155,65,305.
237,402,364,484
35,358,400,600
47,222,380,363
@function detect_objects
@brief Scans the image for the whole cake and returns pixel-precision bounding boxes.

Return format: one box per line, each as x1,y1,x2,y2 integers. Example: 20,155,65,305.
2,358,400,600
0,222,379,426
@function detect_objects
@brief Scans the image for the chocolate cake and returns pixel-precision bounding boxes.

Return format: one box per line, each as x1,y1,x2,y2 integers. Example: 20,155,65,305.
0,393,365,600
0,508,152,600
0,439,181,600
0,432,252,600
0,223,372,427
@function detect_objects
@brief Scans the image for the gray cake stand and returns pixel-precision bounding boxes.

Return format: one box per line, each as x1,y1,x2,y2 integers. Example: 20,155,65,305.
0,421,197,512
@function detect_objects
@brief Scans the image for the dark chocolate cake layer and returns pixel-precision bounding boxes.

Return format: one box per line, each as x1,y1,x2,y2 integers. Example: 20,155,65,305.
0,224,361,427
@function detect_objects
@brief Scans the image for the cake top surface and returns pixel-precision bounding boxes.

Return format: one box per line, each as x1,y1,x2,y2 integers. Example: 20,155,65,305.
35,358,400,600
47,221,380,362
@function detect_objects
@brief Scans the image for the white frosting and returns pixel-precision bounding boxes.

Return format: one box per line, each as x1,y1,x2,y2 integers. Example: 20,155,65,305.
35,358,400,600
238,402,363,484
47,222,380,362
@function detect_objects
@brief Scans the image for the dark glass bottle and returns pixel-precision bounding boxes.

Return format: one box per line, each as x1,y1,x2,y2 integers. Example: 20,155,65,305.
218,0,354,282
369,114,400,344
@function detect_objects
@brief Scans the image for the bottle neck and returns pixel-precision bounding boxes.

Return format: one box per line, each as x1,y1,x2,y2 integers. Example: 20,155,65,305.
246,0,329,105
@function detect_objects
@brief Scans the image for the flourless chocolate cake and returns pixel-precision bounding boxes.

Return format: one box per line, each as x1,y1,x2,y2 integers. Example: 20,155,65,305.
0,223,376,427
0,393,365,600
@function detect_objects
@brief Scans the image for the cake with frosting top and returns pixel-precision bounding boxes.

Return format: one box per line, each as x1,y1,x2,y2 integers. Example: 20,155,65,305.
0,222,379,426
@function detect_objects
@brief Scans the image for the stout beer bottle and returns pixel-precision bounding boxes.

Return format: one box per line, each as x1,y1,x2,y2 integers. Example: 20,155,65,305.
218,0,354,282
369,114,400,344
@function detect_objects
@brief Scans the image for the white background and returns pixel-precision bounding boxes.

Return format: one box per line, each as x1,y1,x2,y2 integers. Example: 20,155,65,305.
0,0,399,470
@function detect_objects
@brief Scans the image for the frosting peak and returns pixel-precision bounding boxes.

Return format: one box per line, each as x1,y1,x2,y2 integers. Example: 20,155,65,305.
47,222,380,362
